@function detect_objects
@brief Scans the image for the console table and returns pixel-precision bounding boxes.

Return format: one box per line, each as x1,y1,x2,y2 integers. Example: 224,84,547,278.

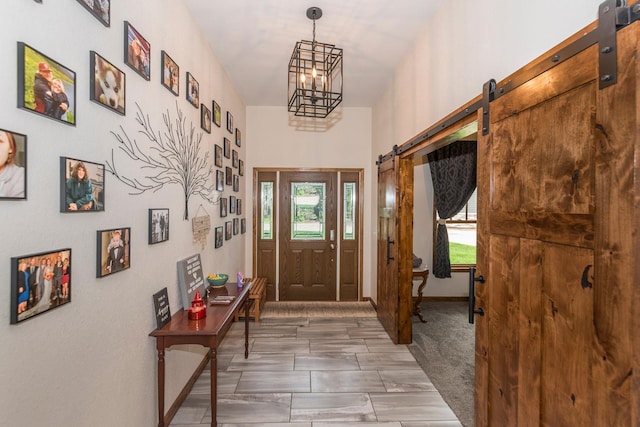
149,281,252,427
412,267,429,323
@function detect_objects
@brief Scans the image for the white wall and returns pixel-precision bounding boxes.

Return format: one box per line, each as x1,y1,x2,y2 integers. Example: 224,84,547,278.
372,0,603,299
0,1,245,425
245,106,373,297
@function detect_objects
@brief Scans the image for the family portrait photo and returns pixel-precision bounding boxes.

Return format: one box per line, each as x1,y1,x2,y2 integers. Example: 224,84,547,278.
149,208,169,244
60,157,105,213
76,0,110,27
186,72,199,108
96,227,131,278
0,128,26,200
124,22,150,80
90,51,126,115
161,50,179,96
18,42,76,125
11,248,72,324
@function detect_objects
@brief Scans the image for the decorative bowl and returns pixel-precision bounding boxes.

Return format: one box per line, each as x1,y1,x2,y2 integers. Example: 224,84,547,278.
207,273,228,287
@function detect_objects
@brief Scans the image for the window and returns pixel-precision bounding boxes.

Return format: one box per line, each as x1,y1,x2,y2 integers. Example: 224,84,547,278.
343,182,356,240
260,182,274,239
435,189,476,269
291,182,325,240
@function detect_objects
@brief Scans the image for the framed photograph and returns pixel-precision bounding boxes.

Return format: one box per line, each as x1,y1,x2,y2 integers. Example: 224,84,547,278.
161,51,179,96
237,198,242,215
214,144,223,168
219,197,227,217
233,218,239,235
229,195,236,214
60,157,105,212
235,128,241,147
233,174,240,192
90,51,125,115
10,248,72,324
239,159,244,177
76,0,110,26
225,166,232,186
241,218,246,234
232,149,239,168
186,72,199,108
214,226,223,248
226,111,234,133
212,100,221,127
148,208,169,244
18,42,76,126
124,22,150,80
224,137,231,158
201,103,211,133
0,128,27,200
97,227,130,278
216,170,224,191
225,221,232,240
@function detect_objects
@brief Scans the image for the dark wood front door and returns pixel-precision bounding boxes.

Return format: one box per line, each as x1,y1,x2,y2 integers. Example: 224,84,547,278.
279,171,337,301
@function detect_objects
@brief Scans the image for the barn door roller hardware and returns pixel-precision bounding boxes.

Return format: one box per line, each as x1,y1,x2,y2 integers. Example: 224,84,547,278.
482,79,496,135
599,0,640,89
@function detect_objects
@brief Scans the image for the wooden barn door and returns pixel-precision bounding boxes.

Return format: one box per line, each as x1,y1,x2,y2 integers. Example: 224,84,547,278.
377,154,413,344
473,20,638,426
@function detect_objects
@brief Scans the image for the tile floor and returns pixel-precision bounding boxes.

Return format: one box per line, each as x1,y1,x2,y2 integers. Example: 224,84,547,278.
170,317,462,427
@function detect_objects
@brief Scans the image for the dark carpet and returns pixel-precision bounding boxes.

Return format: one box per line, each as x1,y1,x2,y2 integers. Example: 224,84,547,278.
408,301,475,427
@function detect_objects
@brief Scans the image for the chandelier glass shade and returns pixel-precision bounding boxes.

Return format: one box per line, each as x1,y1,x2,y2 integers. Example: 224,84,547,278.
288,7,343,118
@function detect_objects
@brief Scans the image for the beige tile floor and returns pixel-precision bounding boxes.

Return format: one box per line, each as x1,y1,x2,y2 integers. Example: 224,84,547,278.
170,317,462,427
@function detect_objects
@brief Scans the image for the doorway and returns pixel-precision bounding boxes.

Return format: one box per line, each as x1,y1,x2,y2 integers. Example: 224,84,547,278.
255,168,363,302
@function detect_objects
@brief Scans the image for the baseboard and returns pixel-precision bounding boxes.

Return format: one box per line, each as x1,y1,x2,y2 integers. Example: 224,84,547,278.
164,352,210,425
362,297,377,310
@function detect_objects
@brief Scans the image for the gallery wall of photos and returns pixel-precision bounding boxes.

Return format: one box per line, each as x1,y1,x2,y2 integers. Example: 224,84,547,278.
5,0,246,325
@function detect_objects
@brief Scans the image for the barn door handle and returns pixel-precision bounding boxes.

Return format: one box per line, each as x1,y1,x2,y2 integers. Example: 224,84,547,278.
386,236,395,264
469,267,485,324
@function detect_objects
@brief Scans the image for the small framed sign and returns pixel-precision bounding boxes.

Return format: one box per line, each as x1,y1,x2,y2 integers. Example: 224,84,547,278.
152,287,171,329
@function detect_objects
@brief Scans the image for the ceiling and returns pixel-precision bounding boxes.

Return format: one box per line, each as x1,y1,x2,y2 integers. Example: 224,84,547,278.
183,0,445,108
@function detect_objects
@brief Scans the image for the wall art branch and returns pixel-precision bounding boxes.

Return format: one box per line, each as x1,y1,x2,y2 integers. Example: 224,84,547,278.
106,101,219,220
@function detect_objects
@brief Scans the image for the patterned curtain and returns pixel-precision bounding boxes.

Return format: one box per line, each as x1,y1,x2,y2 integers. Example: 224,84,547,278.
427,141,477,278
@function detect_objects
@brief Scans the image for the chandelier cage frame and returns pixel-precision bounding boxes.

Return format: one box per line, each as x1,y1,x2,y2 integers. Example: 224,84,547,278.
287,7,343,118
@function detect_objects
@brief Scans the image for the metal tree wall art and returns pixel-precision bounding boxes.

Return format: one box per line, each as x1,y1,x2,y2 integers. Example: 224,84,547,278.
106,102,218,220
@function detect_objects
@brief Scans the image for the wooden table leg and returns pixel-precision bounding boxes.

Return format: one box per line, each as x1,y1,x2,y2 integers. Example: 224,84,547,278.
210,348,217,427
157,347,165,427
244,298,250,359
412,271,429,323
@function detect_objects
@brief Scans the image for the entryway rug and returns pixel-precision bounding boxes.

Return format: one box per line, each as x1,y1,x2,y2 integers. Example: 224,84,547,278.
260,301,377,318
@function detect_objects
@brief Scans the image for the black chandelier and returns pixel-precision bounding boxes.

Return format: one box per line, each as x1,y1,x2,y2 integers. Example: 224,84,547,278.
288,7,343,118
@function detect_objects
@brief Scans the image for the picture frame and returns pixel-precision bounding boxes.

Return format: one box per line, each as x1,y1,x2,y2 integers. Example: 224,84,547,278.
232,149,239,168
186,72,199,108
233,218,239,235
224,137,231,158
200,103,211,133
18,42,76,126
76,0,110,27
219,197,228,217
236,198,242,215
161,51,179,96
0,128,27,200
148,208,169,244
233,174,240,192
229,195,236,214
226,111,234,133
90,51,126,115
10,248,72,324
96,227,130,278
60,157,105,213
239,159,244,177
214,226,223,248
216,170,224,191
124,22,150,81
241,218,246,234
225,166,232,186
225,221,232,240
212,100,221,127
235,128,241,147
214,144,223,168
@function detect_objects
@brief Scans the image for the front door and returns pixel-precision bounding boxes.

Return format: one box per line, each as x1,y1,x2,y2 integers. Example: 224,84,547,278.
279,171,337,301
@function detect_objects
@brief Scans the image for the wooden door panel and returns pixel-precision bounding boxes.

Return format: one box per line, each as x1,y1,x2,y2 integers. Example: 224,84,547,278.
340,247,358,300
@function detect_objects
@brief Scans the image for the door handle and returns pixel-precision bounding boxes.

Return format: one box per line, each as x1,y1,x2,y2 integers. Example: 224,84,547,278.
468,267,485,324
386,236,395,264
